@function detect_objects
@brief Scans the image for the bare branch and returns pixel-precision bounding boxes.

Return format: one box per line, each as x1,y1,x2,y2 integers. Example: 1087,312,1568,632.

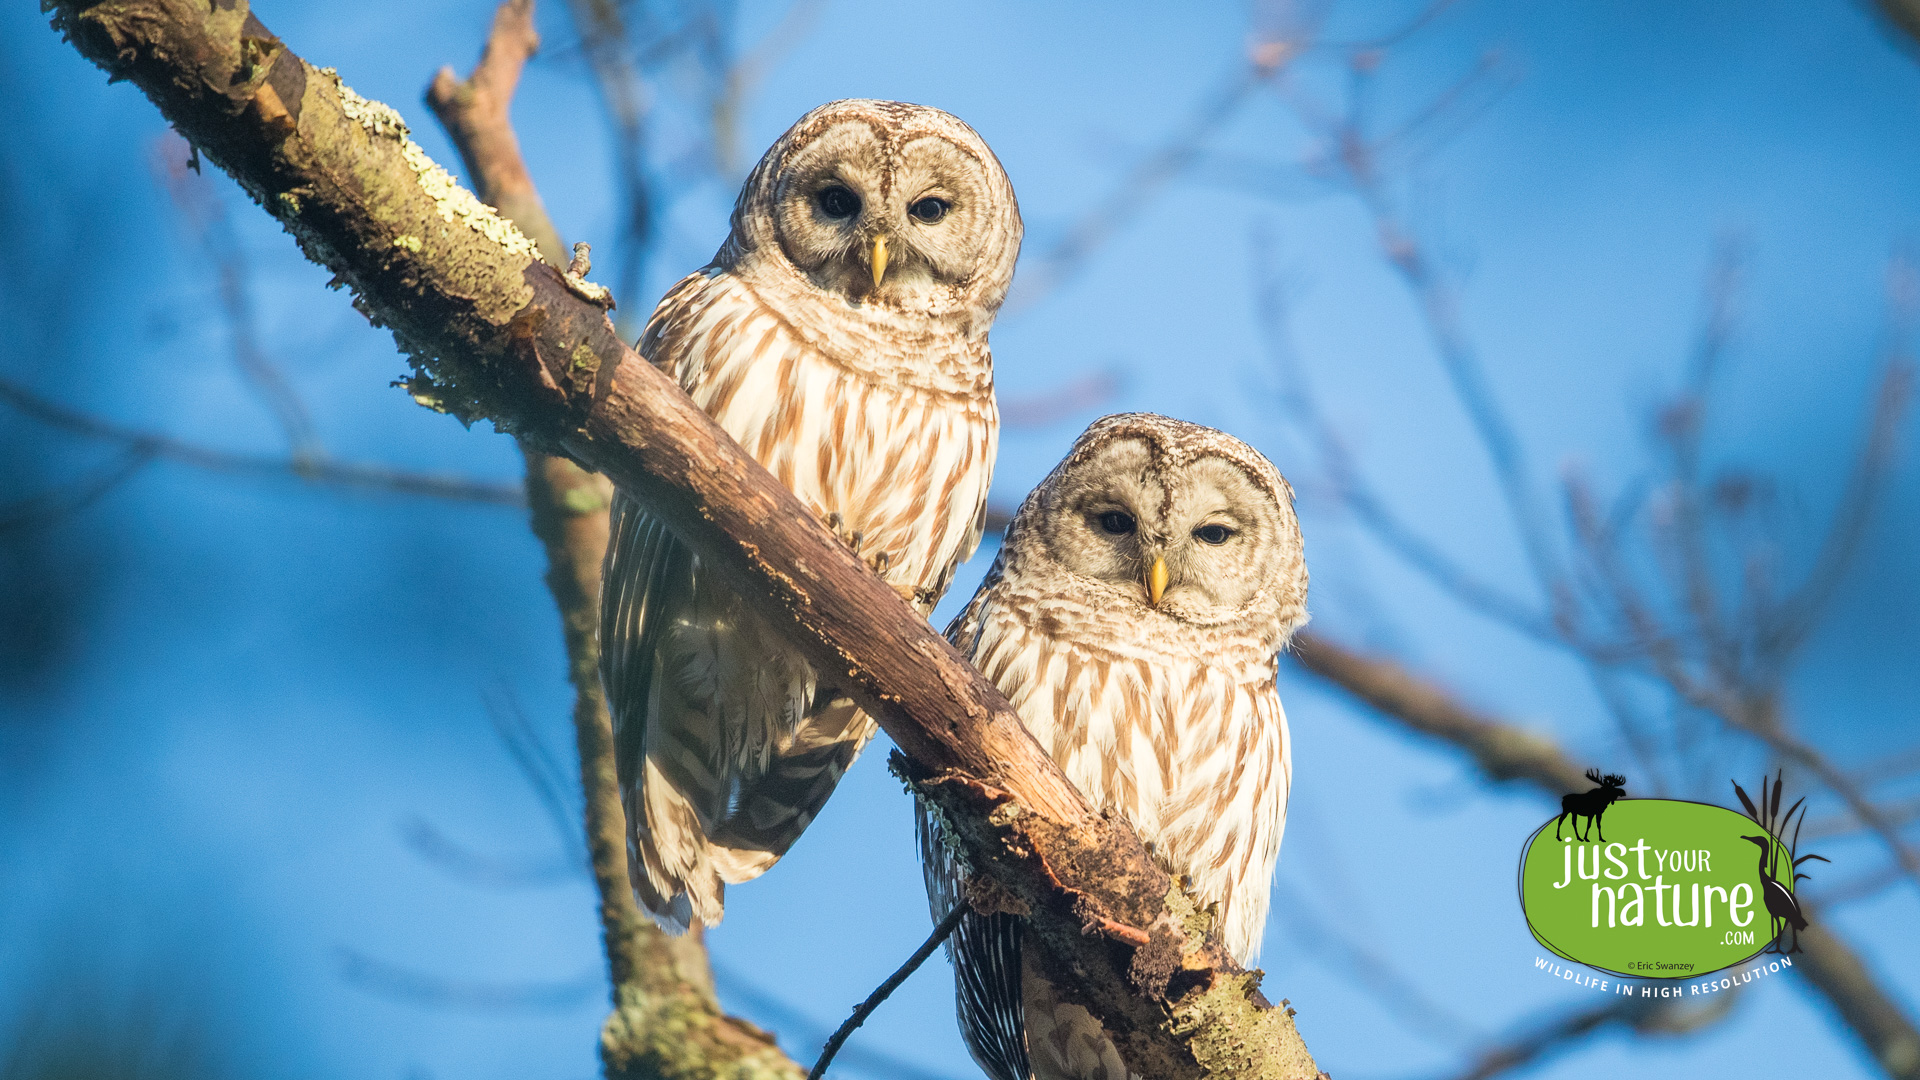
1435,993,1734,1080
398,815,581,888
427,0,566,264
808,903,968,1080
713,0,824,177
0,445,156,532
1251,248,1563,644
154,133,323,460
1809,864,1907,907
337,948,602,1012
1274,44,1565,607
998,367,1125,429
562,0,652,315
1719,710,1920,896
1801,793,1920,842
709,961,977,1080
1271,881,1482,1047
1006,38,1304,314
1846,744,1920,789
0,377,525,506
1765,355,1915,663
1290,633,1588,791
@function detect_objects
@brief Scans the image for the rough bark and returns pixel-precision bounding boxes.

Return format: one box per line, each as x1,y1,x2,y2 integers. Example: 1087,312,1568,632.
42,1,1320,1075
1291,632,1920,1080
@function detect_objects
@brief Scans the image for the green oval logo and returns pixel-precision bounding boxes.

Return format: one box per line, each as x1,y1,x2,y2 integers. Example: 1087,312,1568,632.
1519,799,1796,978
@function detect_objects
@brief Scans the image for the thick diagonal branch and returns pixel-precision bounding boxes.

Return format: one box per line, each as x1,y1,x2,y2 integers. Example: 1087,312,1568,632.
43,2,1318,1075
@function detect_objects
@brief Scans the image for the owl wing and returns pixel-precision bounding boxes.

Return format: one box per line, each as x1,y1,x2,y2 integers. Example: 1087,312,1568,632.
601,490,715,930
603,270,902,930
606,486,873,929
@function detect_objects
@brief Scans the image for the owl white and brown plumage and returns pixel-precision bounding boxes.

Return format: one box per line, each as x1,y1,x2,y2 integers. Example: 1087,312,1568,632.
601,100,1021,931
919,413,1308,1080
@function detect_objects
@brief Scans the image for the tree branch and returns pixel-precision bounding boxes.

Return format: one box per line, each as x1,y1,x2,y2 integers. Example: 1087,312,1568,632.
0,375,525,506
43,1,1319,1074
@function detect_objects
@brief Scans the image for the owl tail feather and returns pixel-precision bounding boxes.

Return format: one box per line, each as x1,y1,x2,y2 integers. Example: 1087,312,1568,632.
626,758,725,933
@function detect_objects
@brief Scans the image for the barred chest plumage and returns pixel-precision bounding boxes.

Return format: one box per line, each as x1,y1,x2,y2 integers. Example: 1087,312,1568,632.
644,268,999,609
958,585,1291,964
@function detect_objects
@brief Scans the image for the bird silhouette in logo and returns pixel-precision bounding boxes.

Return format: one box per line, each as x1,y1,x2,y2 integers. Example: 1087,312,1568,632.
1732,771,1829,954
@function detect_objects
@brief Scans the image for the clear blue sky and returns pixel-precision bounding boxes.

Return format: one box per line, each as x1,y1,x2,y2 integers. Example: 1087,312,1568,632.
3,2,1917,1079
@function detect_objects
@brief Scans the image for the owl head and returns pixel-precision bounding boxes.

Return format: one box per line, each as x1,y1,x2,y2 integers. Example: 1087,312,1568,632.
1009,413,1308,643
719,99,1023,317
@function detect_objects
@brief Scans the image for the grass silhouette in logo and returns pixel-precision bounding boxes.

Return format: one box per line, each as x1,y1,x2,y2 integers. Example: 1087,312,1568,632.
1555,768,1627,842
1731,771,1829,954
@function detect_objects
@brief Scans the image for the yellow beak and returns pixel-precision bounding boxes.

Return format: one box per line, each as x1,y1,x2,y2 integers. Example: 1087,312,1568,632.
1145,556,1169,607
870,234,889,289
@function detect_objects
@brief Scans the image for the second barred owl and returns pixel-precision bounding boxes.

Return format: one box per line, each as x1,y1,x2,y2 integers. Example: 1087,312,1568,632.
603,100,1022,931
920,413,1308,1080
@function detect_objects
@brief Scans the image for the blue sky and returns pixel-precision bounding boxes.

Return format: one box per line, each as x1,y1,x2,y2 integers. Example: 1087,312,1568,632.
3,2,1918,1079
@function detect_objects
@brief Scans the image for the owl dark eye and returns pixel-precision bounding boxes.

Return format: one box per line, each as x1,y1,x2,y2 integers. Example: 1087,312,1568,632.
1194,523,1235,545
909,197,950,223
816,185,860,219
1097,511,1136,536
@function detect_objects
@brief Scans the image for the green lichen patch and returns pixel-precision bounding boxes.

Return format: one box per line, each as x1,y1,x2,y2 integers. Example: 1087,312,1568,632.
323,67,539,264
1170,970,1320,1080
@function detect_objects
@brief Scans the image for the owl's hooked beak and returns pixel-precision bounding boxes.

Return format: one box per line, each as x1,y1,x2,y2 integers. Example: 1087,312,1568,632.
870,234,890,288
1145,555,1169,607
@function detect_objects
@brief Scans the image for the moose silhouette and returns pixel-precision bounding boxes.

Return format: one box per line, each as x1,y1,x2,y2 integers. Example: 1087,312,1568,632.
1555,769,1627,842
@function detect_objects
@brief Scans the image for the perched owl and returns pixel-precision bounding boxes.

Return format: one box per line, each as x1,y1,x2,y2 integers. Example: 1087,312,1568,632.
601,100,1021,931
919,413,1308,1080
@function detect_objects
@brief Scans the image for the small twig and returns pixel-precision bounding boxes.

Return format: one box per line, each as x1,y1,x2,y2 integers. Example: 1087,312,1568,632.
1803,791,1920,842
998,368,1124,429
712,0,824,176
1252,243,1568,646
0,444,157,532
1765,357,1914,662
399,816,582,888
483,685,589,866
808,903,968,1080
337,948,602,1012
0,377,525,506
709,960,974,1080
153,133,323,462
1810,863,1908,907
1274,881,1481,1047
564,0,656,320
1005,41,1302,314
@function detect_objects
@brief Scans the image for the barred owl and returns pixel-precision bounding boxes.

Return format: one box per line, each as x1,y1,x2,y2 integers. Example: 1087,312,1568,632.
919,413,1308,1080
602,100,1021,931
